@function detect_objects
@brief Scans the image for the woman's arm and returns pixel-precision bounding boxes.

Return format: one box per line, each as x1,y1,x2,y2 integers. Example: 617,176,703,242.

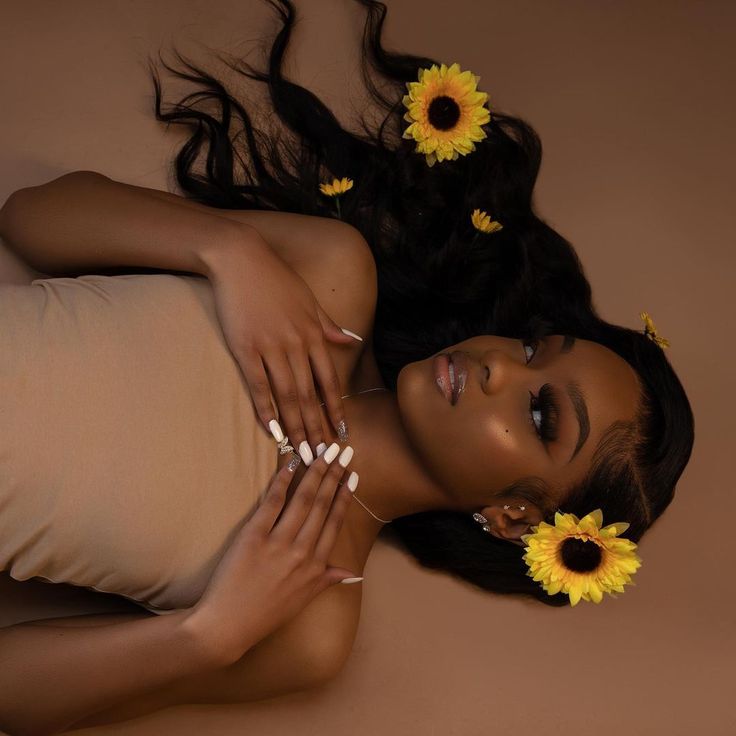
0,236,46,283
0,171,256,280
0,171,365,281
0,610,225,736
19,597,357,731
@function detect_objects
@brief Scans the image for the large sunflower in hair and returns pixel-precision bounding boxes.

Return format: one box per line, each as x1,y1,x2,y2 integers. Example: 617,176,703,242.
401,62,491,167
520,509,642,607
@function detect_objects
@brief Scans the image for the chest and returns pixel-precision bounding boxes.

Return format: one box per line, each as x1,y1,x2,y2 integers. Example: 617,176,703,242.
268,235,383,607
271,230,383,468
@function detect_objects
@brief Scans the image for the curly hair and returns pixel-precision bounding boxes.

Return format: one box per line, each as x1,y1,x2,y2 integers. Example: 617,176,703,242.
144,0,695,606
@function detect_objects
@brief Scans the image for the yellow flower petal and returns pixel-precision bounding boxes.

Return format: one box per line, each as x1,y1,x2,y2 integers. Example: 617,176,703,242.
569,585,583,607
471,208,503,234
319,177,354,197
640,311,669,349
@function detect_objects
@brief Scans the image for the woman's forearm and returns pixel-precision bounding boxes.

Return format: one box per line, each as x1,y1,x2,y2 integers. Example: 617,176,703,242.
0,611,222,736
0,171,258,278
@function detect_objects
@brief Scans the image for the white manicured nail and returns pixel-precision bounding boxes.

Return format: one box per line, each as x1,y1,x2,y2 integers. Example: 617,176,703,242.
347,471,359,492
340,577,364,584
323,442,340,463
340,327,363,342
338,445,354,468
269,419,284,443
316,442,328,457
299,441,314,466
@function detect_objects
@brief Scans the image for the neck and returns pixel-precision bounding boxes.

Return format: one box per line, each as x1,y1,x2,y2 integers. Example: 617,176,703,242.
328,388,453,563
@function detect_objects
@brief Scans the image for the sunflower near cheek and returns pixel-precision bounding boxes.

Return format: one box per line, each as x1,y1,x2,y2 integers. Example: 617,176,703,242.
520,509,642,606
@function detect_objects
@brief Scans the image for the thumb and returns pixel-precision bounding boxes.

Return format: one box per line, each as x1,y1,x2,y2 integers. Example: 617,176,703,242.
315,305,363,344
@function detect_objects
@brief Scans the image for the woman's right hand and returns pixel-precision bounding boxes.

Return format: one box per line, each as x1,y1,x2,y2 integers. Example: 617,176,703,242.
206,231,360,458
183,444,361,665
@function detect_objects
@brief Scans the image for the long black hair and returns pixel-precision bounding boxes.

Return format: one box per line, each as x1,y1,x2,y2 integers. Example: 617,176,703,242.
145,0,695,606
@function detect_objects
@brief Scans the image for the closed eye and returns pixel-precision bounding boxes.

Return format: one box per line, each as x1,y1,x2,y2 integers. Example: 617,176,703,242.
521,337,561,445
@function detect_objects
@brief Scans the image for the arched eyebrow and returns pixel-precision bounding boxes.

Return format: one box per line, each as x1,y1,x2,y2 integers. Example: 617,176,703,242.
559,335,590,463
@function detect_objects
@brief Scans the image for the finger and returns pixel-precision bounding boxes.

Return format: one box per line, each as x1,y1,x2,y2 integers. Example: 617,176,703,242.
308,341,348,442
270,445,337,543
315,304,362,344
263,349,307,453
248,462,298,536
292,446,353,551
239,348,280,437
312,478,356,562
284,340,325,453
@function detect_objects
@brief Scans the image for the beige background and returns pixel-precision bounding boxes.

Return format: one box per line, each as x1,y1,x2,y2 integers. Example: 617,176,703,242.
1,1,733,733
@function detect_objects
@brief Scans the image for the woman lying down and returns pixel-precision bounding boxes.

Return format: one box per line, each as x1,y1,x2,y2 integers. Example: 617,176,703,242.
0,0,693,733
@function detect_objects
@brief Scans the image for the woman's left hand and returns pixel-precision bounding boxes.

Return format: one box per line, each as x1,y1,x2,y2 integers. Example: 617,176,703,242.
204,230,358,455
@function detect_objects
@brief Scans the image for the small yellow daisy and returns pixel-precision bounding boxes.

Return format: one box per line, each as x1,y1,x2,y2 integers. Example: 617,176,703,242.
471,208,503,234
319,177,354,197
319,177,354,219
640,311,670,349
401,62,491,167
520,509,642,607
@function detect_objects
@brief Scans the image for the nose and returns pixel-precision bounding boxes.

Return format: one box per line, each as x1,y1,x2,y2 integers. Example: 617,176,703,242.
481,348,523,394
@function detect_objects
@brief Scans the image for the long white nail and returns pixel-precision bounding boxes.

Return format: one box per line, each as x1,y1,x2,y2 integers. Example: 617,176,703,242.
347,471,359,492
323,442,340,463
299,440,314,466
269,419,284,443
340,577,364,584
338,445,354,468
316,442,328,456
340,327,363,342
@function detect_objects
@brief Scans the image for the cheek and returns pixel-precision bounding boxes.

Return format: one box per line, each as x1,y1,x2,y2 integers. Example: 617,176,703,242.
397,364,533,494
432,414,533,496
469,413,535,490
478,414,520,455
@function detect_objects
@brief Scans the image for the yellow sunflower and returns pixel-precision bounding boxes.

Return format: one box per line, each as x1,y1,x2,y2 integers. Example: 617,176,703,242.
520,509,642,607
471,208,503,234
640,311,670,349
402,62,491,167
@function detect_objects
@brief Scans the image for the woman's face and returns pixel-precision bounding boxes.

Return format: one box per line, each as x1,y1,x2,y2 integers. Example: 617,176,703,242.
395,334,642,528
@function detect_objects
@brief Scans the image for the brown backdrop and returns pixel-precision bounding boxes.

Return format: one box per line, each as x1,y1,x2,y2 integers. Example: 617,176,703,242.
1,1,733,734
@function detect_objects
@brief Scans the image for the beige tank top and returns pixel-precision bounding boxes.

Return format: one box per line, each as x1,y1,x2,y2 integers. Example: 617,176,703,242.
0,273,280,615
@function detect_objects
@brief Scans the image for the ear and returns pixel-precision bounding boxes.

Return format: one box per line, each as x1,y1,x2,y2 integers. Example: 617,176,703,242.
479,503,545,547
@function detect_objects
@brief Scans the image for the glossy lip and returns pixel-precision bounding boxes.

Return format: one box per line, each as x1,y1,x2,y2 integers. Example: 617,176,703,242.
448,351,469,405
433,352,469,405
433,354,453,403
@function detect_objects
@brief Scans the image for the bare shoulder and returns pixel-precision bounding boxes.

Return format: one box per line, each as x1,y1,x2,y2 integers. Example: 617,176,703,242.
56,171,377,310
232,208,379,403
285,217,377,341
121,175,379,347
223,209,378,345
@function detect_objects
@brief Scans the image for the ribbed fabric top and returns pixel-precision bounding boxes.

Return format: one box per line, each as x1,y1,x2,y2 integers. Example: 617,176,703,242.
0,274,279,614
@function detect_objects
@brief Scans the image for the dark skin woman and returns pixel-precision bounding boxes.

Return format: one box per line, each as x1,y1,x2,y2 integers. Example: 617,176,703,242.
0,0,693,732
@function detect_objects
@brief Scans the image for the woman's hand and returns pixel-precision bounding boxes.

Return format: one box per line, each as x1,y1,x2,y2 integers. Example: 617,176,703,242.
183,445,361,664
206,233,359,459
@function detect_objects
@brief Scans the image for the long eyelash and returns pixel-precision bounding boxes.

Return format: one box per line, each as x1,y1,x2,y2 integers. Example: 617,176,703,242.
529,384,560,443
521,338,560,444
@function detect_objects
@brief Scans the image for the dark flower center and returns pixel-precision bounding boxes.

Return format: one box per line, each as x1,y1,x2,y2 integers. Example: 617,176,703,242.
560,537,603,572
428,95,461,130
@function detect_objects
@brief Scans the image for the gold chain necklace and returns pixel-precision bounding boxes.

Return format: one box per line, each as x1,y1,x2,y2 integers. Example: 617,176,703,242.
318,387,392,523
